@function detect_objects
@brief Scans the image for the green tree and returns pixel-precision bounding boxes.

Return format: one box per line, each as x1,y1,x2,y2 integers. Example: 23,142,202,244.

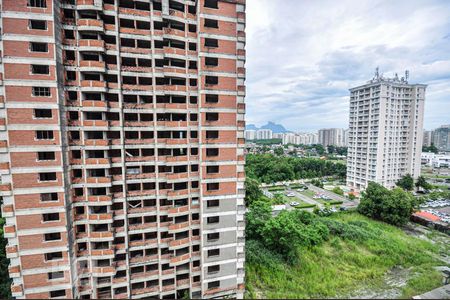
245,178,263,207
274,147,284,156
422,143,438,154
260,211,328,262
415,176,432,191
348,193,356,201
396,174,414,191
380,188,417,226
335,147,348,156
246,200,272,240
273,193,285,205
311,179,324,188
313,144,325,155
245,154,346,184
358,182,417,226
332,186,344,196
327,145,336,154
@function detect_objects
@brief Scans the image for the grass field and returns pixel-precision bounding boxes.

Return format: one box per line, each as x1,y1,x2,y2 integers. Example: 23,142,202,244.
245,213,447,299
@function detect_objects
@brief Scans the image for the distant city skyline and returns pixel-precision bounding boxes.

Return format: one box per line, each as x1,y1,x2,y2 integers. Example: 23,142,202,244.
245,0,450,132
246,120,449,133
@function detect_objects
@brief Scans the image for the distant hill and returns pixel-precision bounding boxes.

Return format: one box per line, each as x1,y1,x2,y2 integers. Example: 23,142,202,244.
245,122,288,133
261,121,288,133
246,124,258,131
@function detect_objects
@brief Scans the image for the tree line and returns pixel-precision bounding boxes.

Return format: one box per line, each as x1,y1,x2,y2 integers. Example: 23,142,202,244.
246,154,347,184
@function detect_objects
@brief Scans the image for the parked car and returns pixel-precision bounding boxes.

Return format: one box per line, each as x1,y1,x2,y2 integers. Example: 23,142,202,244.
290,201,300,206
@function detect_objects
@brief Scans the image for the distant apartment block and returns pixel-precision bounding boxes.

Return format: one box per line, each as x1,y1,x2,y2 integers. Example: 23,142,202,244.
272,132,283,139
255,129,272,140
423,130,434,147
281,132,318,145
347,71,425,189
432,125,450,151
318,128,345,147
0,0,246,298
244,129,256,140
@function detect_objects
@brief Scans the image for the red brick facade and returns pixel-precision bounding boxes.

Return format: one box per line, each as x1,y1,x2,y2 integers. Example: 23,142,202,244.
1,0,246,299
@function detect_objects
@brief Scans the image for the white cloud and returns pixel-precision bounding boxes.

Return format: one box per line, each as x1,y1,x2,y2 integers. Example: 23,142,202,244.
245,0,450,131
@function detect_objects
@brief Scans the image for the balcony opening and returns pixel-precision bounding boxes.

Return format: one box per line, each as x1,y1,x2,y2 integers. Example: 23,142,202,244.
39,172,57,182
205,76,218,85
206,148,219,156
169,0,184,12
204,0,218,9
206,131,219,139
188,43,197,52
30,42,48,52
204,38,218,48
204,19,218,29
206,112,219,121
206,166,219,174
207,183,219,191
174,182,188,191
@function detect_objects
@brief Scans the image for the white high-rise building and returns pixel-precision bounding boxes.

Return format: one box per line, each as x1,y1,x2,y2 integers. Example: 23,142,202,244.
422,130,433,147
433,125,450,151
280,132,319,145
245,130,257,141
256,129,273,140
347,70,426,189
343,129,350,147
318,128,345,147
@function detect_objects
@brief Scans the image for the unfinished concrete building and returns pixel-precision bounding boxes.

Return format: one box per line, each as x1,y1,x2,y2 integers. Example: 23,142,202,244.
0,0,246,298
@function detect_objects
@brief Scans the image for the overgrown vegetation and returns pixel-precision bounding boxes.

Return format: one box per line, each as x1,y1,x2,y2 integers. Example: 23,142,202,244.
311,178,324,188
249,138,283,145
422,143,439,154
326,145,347,156
245,208,444,299
332,186,344,195
358,182,421,226
396,173,414,191
246,154,346,184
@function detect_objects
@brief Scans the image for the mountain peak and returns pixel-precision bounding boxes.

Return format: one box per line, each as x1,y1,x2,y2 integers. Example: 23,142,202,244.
246,122,288,133
261,121,288,133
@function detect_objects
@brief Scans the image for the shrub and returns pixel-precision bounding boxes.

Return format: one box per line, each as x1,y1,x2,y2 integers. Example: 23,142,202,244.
329,200,343,205
268,186,285,191
318,218,374,241
311,179,324,188
295,203,316,209
358,182,417,226
332,186,344,195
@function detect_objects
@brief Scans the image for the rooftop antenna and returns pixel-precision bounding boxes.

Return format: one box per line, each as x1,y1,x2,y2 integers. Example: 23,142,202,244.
405,70,409,83
374,67,380,80
394,73,399,81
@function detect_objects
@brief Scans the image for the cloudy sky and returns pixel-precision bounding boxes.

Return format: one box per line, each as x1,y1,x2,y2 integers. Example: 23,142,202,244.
245,0,450,132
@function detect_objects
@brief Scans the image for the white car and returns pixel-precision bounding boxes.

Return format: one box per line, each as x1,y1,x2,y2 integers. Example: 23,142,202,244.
286,192,296,197
290,201,300,206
